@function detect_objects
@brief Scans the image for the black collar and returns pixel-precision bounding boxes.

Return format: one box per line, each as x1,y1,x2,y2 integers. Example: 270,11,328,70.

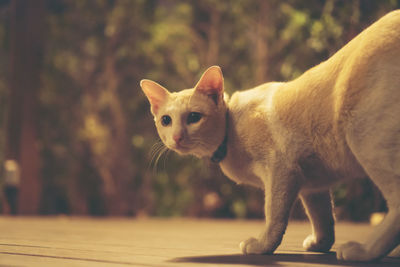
211,112,228,163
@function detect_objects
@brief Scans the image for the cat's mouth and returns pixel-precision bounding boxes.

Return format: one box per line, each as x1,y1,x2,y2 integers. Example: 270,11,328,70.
170,143,191,154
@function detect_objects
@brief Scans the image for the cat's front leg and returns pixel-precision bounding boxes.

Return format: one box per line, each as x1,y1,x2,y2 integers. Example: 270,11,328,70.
240,171,300,255
300,190,335,252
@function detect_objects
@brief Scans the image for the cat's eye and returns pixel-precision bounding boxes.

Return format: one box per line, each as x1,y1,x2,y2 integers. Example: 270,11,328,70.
161,115,172,126
187,112,202,124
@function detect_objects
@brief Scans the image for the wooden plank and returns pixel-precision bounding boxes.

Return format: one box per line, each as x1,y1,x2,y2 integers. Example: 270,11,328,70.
0,217,399,266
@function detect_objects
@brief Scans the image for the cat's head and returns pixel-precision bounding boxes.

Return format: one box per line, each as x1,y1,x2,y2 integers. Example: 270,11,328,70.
140,66,227,158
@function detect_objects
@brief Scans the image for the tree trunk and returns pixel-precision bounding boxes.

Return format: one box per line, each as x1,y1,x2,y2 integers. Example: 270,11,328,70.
76,6,134,215
254,1,269,84
206,8,221,66
5,0,45,214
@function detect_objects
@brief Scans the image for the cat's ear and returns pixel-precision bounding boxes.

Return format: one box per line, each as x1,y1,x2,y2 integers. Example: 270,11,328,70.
140,79,170,115
194,66,224,105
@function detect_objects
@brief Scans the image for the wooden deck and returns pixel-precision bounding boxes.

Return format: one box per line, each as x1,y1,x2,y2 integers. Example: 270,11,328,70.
0,217,399,267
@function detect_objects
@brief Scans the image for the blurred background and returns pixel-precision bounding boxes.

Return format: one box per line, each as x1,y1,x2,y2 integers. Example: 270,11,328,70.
0,0,397,219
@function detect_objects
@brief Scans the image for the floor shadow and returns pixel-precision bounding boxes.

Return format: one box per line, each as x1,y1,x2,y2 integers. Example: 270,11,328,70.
170,252,400,266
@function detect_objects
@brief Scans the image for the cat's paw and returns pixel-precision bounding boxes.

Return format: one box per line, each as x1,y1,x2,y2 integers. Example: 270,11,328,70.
240,237,271,255
336,241,374,261
389,245,400,257
303,234,334,252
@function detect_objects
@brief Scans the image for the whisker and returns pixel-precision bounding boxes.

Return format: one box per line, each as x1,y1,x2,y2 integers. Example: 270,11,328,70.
148,140,167,171
148,136,213,174
152,146,169,174
162,149,172,171
150,141,164,158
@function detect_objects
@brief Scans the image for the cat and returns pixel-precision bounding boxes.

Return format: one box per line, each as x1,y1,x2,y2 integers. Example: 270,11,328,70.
140,10,400,262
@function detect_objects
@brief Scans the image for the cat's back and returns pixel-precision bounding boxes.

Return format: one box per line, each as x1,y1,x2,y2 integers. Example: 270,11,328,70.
334,10,400,63
229,82,281,115
335,10,400,118
333,10,400,89
363,10,400,50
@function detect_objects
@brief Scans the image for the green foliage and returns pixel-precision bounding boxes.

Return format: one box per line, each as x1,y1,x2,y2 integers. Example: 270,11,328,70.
0,0,399,219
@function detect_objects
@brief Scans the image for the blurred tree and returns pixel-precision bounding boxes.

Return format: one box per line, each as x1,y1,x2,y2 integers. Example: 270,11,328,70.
0,0,398,219
4,0,45,214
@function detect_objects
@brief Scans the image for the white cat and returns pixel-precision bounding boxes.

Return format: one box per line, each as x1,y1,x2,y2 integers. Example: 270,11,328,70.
140,10,400,261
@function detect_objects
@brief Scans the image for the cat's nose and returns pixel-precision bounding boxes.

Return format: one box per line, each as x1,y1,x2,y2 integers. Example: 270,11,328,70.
173,134,184,144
